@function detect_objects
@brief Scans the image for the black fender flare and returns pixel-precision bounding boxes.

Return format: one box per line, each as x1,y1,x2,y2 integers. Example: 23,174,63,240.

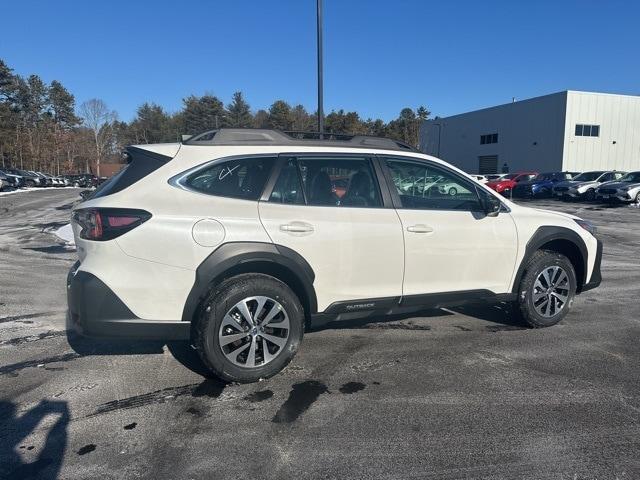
511,226,589,294
181,242,317,321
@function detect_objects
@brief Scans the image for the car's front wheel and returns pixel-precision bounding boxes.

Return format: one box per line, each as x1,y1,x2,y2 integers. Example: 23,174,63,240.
193,273,304,383
517,250,577,328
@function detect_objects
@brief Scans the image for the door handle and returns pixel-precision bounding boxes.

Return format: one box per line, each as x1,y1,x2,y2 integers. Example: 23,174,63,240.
280,222,314,233
406,224,434,234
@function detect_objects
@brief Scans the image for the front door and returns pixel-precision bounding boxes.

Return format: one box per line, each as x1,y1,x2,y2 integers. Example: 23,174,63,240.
382,157,518,296
259,155,405,312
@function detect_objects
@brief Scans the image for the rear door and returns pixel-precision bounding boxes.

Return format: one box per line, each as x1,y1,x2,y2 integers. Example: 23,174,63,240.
258,154,404,312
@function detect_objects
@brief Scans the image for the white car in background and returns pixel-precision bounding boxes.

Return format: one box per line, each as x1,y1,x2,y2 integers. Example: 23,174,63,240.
595,171,640,203
470,175,489,183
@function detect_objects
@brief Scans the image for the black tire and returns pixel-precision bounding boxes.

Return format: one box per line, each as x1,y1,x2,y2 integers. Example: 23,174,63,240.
634,191,640,204
585,189,596,201
193,273,304,383
26,180,35,187
516,250,577,328
448,187,457,196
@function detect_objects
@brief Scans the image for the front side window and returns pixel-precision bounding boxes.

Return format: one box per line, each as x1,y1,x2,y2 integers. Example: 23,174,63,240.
270,156,381,208
184,156,275,200
384,158,483,211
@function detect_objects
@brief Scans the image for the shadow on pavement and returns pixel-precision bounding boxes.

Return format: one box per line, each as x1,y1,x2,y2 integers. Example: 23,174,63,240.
0,400,70,479
65,330,214,378
311,302,525,332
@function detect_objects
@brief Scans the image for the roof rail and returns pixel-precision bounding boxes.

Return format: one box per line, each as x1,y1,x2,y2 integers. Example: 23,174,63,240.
181,128,418,152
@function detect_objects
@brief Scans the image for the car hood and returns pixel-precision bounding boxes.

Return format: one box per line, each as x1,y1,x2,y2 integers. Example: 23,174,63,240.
555,180,597,189
598,181,640,190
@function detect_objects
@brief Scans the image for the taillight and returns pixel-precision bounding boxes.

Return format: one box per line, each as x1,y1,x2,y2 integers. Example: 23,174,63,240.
73,208,151,241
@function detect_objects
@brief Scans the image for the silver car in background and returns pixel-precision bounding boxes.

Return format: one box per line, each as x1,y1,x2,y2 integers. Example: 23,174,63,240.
595,171,640,203
553,170,626,201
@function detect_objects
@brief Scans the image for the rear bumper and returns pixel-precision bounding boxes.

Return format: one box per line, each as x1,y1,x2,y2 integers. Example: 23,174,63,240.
581,239,603,292
66,262,190,340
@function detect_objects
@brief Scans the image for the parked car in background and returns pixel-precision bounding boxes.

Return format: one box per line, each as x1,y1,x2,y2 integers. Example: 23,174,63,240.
0,171,9,191
595,171,640,203
486,172,538,196
553,171,626,201
470,174,489,183
0,169,24,188
6,168,43,187
485,174,507,182
512,172,576,198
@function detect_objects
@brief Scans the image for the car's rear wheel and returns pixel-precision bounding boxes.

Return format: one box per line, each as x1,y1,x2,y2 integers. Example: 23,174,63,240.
517,250,576,328
634,191,640,204
448,187,457,196
193,273,304,383
585,189,596,201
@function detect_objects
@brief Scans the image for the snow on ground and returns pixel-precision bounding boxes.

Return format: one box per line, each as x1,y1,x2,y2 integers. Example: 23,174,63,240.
0,186,80,197
54,223,76,246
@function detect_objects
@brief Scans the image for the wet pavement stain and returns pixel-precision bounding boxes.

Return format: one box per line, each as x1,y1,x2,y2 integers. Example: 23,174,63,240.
453,325,473,331
0,330,67,346
191,378,226,398
24,245,73,254
123,422,137,430
77,444,96,456
243,390,274,403
485,325,526,332
0,353,80,376
0,311,63,324
367,323,431,331
185,407,204,417
339,382,366,394
272,380,328,424
89,378,227,417
55,203,74,210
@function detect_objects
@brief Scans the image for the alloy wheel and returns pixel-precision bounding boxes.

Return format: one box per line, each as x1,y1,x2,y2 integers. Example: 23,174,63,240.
218,296,290,368
532,266,570,318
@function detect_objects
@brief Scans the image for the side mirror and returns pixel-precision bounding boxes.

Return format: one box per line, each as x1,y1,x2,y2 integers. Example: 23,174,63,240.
479,189,502,217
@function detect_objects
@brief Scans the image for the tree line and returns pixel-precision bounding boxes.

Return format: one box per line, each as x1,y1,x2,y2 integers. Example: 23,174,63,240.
0,58,429,176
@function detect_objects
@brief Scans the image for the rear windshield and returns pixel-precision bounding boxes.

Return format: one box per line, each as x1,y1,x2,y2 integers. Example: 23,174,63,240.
90,147,173,199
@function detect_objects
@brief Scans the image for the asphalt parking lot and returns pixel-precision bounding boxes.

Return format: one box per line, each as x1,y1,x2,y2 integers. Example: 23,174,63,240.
1,189,639,480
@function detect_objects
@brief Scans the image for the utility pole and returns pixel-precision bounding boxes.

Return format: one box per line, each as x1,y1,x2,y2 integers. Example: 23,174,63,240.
317,0,324,138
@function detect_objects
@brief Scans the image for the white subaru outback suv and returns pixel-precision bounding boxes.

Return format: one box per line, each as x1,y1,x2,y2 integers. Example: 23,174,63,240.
67,129,602,383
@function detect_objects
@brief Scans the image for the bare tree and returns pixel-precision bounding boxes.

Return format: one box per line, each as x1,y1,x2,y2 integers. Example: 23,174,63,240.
79,98,116,176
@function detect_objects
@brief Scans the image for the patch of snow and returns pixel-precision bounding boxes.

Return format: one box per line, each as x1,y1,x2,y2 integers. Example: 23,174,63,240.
0,186,80,197
54,224,76,246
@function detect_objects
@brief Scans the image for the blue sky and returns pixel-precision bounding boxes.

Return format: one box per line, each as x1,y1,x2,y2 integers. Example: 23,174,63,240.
1,0,639,122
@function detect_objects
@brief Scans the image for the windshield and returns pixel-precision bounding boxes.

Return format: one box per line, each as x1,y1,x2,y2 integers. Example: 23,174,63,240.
534,173,552,181
573,171,605,182
619,172,640,182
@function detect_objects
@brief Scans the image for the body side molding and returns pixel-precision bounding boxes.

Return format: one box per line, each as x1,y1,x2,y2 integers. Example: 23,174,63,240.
181,242,317,322
511,225,589,294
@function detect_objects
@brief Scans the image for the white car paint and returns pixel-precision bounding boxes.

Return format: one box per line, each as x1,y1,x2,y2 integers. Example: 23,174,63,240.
71,143,600,321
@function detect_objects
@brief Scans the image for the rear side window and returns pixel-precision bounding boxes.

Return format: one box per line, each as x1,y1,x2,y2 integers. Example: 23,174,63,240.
92,147,170,199
184,156,275,200
269,156,382,208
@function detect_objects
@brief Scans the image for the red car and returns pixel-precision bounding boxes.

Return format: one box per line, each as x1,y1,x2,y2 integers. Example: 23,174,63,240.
486,172,538,195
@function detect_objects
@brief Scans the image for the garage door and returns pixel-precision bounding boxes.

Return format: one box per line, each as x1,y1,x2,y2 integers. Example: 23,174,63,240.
478,156,498,174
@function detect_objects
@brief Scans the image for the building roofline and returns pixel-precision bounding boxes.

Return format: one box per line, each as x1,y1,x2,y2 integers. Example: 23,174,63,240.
428,89,640,121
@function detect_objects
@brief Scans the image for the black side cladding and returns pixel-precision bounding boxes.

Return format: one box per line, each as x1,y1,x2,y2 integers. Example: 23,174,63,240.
90,146,173,199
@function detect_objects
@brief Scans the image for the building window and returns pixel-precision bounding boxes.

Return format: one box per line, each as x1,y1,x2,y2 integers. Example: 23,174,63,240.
480,133,498,145
575,124,600,137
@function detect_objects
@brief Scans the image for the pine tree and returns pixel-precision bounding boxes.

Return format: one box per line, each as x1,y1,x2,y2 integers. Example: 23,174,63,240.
225,91,252,128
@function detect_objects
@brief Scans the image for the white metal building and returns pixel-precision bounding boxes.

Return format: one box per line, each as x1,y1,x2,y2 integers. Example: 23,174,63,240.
420,90,640,174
